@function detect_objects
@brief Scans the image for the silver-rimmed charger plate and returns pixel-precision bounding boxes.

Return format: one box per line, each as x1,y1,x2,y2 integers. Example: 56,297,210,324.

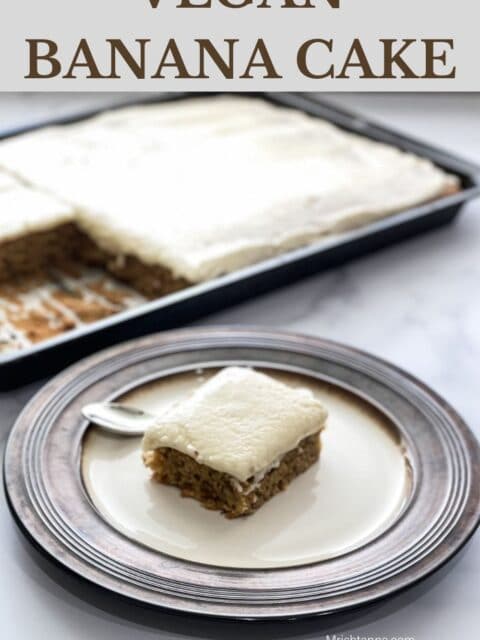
4,328,480,620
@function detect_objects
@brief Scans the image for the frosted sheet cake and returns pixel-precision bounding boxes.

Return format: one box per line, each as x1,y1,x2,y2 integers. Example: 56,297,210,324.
142,367,328,518
0,171,145,352
0,96,458,352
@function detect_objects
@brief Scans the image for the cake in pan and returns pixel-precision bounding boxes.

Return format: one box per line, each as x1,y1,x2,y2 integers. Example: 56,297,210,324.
0,174,145,351
0,96,458,352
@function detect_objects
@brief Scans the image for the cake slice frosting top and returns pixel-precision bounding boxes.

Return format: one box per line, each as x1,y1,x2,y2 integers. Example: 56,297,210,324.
142,366,328,482
0,171,74,243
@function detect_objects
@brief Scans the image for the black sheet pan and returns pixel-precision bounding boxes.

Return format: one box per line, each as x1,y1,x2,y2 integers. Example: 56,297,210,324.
1,92,479,389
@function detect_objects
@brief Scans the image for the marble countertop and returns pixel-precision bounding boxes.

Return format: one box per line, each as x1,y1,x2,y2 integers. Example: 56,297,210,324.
0,93,479,640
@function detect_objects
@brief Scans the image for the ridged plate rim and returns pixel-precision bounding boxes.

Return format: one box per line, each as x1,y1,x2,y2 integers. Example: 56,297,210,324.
4,327,480,620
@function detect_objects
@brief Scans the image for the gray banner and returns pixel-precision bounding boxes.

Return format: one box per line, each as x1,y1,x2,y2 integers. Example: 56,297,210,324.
1,0,478,90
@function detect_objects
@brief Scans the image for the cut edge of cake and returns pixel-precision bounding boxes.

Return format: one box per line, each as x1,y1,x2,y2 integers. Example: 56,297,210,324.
141,366,328,518
143,433,321,518
0,220,190,297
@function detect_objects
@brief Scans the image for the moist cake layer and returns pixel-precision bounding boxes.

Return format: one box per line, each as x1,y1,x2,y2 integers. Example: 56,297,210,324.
0,219,190,353
0,174,187,353
0,223,83,282
142,366,328,482
0,96,458,283
0,220,188,297
143,433,321,518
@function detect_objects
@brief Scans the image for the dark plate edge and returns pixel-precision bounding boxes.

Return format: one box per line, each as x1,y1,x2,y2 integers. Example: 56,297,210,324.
3,327,480,620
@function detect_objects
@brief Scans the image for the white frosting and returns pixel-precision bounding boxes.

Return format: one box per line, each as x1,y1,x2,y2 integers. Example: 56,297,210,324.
142,366,327,482
0,171,74,242
0,97,457,282
0,171,19,192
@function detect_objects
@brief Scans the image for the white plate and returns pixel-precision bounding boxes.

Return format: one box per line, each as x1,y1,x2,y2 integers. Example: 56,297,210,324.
82,369,411,569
